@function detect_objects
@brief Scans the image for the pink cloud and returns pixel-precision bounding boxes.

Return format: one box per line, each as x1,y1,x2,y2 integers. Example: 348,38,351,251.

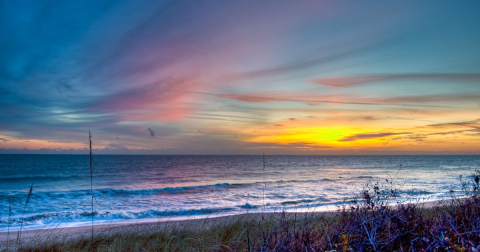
376,94,480,104
212,91,457,108
339,132,412,141
310,73,480,88
310,76,385,88
79,2,338,122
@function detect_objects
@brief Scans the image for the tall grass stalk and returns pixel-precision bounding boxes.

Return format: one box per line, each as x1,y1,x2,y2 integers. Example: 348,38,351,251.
7,203,11,251
17,182,33,250
89,129,94,244
262,153,266,212
260,153,268,251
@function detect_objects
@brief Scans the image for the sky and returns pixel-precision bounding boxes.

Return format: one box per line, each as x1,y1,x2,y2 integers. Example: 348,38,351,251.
1,0,480,155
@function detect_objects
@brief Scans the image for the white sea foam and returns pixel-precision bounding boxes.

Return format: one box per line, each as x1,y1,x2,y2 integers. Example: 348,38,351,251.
0,155,478,230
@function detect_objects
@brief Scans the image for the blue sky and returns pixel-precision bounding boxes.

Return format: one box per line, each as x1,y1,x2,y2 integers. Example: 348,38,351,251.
1,0,480,154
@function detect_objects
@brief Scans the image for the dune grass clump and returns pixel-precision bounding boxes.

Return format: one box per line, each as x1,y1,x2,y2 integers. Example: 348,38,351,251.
320,170,480,252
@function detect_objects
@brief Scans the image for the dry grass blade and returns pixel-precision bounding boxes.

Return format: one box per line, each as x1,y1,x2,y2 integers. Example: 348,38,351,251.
17,182,34,250
7,203,11,251
89,129,94,245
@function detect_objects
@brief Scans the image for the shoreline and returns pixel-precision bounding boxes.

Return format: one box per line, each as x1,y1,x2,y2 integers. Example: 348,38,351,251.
0,195,442,231
0,197,447,246
0,212,275,246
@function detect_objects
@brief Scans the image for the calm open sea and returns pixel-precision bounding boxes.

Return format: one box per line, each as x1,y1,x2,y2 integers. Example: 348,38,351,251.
1,155,479,230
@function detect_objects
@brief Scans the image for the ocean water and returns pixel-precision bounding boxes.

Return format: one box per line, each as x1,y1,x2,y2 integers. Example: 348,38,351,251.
0,155,479,231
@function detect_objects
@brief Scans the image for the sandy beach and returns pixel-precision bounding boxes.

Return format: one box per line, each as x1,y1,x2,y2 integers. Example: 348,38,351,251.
0,198,444,249
0,212,302,245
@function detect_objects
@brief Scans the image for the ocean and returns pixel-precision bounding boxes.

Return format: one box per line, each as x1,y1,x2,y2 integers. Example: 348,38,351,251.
1,155,479,231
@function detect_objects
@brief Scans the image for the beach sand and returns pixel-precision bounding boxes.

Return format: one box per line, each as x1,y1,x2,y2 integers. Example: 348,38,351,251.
0,213,268,246
0,198,444,249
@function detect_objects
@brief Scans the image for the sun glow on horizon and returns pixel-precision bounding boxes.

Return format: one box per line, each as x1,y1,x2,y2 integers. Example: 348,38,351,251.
1,1,479,154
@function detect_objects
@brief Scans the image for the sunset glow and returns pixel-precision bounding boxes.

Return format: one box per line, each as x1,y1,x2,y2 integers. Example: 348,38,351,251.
1,0,479,154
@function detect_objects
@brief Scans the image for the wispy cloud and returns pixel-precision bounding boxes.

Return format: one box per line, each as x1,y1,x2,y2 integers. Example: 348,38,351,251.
339,132,411,141
391,129,480,141
242,141,332,149
209,92,455,108
187,116,259,124
221,40,391,82
376,95,480,104
1,1,480,153
86,79,194,121
193,113,261,120
427,119,480,128
311,74,480,88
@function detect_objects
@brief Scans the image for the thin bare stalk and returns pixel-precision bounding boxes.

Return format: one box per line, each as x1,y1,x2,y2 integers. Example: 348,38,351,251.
7,203,11,251
262,153,266,212
89,130,94,244
18,182,33,250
